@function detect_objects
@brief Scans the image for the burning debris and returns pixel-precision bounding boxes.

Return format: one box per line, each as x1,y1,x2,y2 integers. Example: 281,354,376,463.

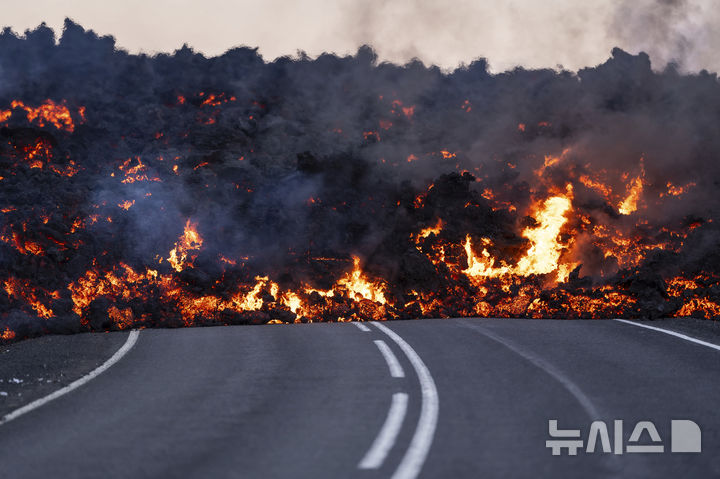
1,20,720,342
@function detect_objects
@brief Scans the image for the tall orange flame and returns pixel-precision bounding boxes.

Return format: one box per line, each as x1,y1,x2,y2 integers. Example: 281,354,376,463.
167,220,203,272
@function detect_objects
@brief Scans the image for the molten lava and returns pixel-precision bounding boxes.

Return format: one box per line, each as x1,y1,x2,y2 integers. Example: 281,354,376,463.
0,100,81,132
1,34,718,344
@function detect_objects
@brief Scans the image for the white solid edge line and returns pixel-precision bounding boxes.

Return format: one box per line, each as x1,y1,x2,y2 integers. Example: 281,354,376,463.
358,392,409,469
0,329,140,426
353,322,372,332
464,324,601,420
374,340,406,378
373,322,439,479
614,319,720,352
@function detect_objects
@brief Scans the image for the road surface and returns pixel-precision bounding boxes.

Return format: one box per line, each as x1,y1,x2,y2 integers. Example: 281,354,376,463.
1,318,719,478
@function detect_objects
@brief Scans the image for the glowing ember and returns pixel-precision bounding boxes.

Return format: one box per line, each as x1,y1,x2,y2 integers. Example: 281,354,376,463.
0,100,81,132
4,277,57,319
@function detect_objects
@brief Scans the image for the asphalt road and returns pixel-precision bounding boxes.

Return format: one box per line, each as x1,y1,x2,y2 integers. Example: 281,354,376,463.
1,318,719,478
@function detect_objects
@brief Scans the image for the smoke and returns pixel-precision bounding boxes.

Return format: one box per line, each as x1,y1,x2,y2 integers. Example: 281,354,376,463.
2,1,719,72
330,0,720,73
610,0,720,72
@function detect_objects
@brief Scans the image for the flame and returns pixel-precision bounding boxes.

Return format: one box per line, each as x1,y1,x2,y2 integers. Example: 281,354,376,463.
618,161,645,215
167,220,203,272
307,257,387,305
463,187,574,281
664,181,696,197
230,276,271,311
416,219,443,241
462,236,511,278
579,174,612,199
280,291,306,319
515,189,573,276
336,256,387,304
67,261,309,327
542,155,560,170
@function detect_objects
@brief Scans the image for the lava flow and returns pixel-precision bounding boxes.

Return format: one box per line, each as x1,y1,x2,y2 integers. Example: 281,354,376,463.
1,21,719,343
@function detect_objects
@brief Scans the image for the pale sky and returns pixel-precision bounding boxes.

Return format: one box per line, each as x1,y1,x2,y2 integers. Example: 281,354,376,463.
2,0,718,72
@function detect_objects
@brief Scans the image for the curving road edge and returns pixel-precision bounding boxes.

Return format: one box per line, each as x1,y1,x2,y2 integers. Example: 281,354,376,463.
0,329,140,426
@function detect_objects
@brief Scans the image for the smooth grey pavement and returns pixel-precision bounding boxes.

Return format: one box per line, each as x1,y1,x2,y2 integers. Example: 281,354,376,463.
0,318,719,478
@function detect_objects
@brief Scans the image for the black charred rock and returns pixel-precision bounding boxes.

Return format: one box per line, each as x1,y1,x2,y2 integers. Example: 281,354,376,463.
268,308,296,324
45,315,82,335
296,151,321,173
567,265,592,289
86,297,114,331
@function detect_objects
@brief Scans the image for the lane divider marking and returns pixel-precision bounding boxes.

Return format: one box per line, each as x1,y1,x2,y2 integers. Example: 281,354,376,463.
353,322,372,332
374,340,405,378
373,322,439,479
614,319,720,352
0,330,140,426
358,392,409,470
463,323,601,420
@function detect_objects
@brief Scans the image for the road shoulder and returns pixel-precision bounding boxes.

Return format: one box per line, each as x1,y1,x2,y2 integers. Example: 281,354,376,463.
0,331,131,416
